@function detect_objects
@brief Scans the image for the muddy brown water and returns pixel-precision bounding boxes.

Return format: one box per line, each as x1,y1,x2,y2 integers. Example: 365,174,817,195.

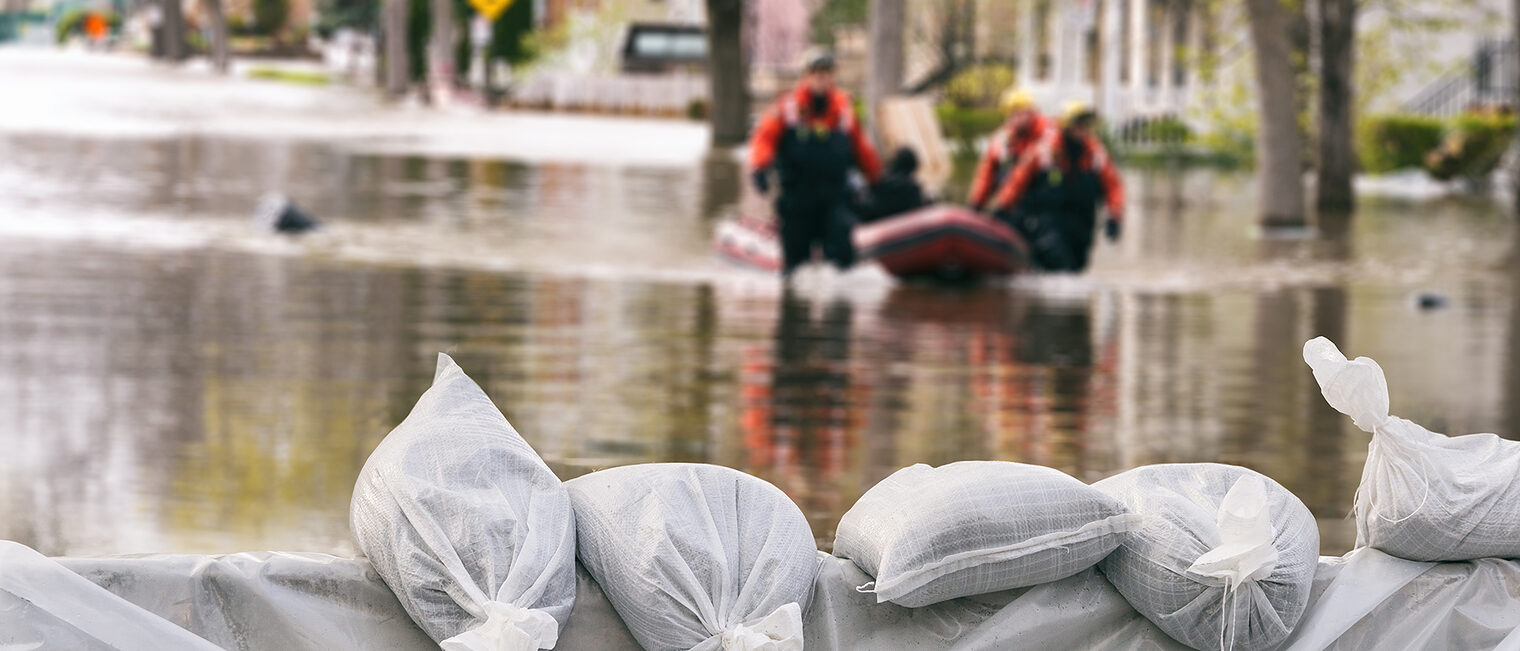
2,131,1518,558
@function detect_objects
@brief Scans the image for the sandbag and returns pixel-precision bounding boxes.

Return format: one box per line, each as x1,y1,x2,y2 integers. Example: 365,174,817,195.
1304,336,1520,561
565,463,818,651
1094,463,1318,651
350,353,576,650
832,461,1140,607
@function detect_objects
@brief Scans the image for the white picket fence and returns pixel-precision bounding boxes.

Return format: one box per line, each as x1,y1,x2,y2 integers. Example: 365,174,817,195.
511,72,709,115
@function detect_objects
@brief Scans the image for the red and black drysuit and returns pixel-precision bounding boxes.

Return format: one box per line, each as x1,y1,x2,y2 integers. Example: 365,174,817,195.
750,83,882,274
990,128,1124,272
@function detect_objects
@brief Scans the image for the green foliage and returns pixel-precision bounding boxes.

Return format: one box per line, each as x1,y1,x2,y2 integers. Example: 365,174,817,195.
810,0,867,46
246,66,332,85
686,97,708,121
313,0,377,38
407,0,430,82
455,0,536,82
1135,116,1193,143
252,0,290,36
1425,112,1517,181
54,9,119,44
935,103,1004,154
1191,69,1257,164
1357,113,1444,173
942,63,1016,110
489,0,535,65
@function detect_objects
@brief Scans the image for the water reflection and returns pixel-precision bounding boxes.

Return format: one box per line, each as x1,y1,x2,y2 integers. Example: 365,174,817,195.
3,133,1520,559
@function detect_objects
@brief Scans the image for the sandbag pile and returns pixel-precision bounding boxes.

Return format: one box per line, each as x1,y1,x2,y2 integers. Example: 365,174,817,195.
1094,464,1319,651
1304,336,1520,562
833,461,1141,607
350,354,577,651
345,341,1520,651
565,463,819,651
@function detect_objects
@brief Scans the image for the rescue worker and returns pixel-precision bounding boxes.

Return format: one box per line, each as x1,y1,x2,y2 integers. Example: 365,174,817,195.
749,54,883,277
857,147,931,223
990,101,1124,272
967,87,1053,212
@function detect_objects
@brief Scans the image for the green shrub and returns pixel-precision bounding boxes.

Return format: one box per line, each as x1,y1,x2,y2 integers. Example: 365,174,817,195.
1140,115,1192,144
1357,113,1444,173
252,0,289,36
54,9,83,43
247,66,331,85
1425,112,1517,181
54,9,119,44
942,63,1016,110
935,103,1004,154
686,98,708,121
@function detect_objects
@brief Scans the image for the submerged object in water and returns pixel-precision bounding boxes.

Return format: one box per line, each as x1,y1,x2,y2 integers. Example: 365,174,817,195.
254,193,320,234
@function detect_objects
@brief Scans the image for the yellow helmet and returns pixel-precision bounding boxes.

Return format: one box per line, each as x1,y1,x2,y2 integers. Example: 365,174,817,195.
999,87,1036,113
1061,100,1097,125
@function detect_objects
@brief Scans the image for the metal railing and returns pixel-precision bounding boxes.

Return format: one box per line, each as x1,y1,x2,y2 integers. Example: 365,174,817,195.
1403,37,1516,117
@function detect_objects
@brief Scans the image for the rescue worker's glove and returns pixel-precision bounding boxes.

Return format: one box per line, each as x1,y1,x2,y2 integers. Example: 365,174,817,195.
1104,216,1122,242
751,168,771,195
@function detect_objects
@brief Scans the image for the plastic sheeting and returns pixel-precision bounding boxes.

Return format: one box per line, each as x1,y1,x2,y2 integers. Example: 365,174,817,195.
6,542,1520,650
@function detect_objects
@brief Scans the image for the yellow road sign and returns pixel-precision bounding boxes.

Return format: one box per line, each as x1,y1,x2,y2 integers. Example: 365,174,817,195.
469,0,515,21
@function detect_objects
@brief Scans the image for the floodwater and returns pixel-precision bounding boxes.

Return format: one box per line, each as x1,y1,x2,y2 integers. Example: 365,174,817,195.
4,55,1520,559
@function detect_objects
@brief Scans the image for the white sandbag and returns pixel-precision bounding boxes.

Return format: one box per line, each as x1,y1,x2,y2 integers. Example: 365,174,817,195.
565,463,819,651
1303,336,1520,562
832,461,1141,607
1094,463,1319,651
350,353,576,650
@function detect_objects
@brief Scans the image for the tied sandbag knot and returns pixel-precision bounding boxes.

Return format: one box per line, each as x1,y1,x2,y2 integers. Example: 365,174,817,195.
1187,476,1280,651
1302,337,1432,524
441,600,560,651
713,603,804,651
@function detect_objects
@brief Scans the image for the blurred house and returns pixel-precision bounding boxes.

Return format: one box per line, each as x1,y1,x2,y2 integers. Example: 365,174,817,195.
892,0,1511,128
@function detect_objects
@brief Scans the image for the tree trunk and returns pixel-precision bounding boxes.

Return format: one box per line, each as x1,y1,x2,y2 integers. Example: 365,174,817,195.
705,0,749,147
1246,0,1306,226
161,0,187,62
429,0,456,92
1513,0,1520,217
1316,0,1355,213
866,0,905,130
204,0,231,74
383,0,410,98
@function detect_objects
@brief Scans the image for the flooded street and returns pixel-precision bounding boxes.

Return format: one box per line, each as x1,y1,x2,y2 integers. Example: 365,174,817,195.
3,51,1519,558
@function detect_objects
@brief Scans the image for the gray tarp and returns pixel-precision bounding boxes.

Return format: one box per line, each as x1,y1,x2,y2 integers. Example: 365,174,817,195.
3,540,1519,650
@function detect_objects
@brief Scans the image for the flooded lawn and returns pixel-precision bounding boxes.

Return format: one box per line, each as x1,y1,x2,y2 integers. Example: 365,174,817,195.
2,54,1518,558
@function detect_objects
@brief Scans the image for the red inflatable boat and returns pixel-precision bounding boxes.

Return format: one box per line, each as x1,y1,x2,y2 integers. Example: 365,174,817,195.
714,205,1028,279
714,216,782,272
855,205,1029,279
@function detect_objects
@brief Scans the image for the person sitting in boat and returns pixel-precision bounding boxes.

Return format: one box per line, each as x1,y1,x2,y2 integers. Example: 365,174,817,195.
968,87,1054,212
749,53,883,278
857,147,931,223
989,101,1124,272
